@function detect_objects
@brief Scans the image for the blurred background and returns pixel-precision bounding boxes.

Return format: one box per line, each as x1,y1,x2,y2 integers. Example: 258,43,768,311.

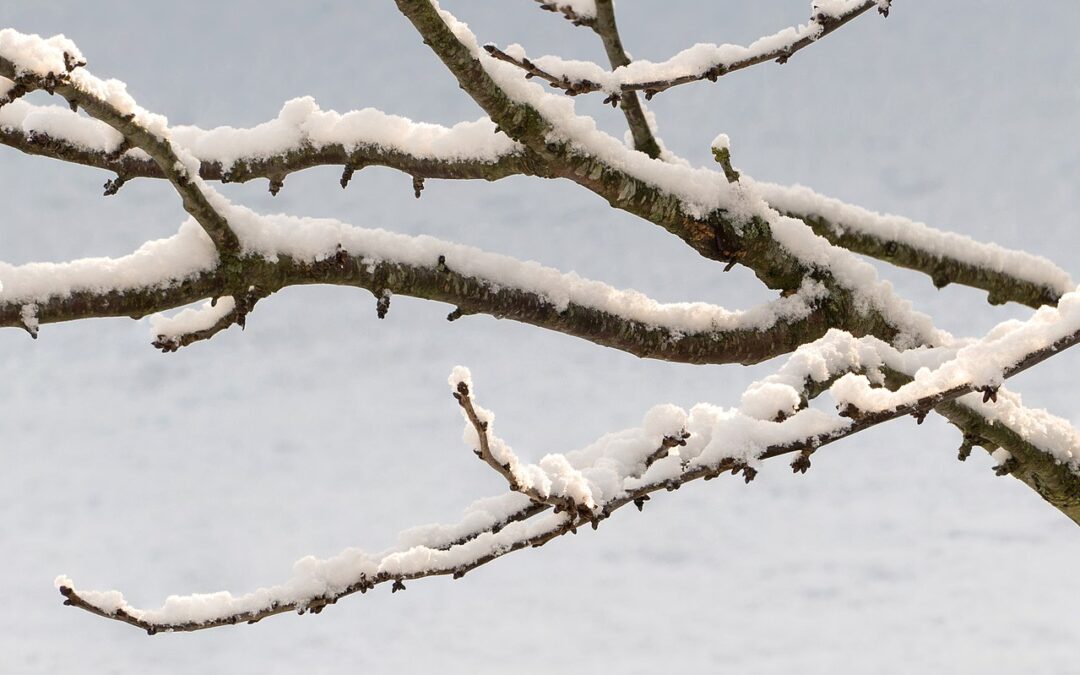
2,1,1079,672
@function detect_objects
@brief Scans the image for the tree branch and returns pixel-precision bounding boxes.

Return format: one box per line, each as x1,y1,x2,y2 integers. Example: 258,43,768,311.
756,181,1072,309
0,39,241,255
395,0,946,355
592,0,661,158
62,315,1080,636
0,98,547,191
486,1,891,99
532,1,597,29
0,210,837,365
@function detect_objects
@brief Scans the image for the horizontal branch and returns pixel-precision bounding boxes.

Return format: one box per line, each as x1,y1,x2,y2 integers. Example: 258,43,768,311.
532,0,597,29
0,98,547,190
0,208,835,365
486,1,889,98
4,95,1056,315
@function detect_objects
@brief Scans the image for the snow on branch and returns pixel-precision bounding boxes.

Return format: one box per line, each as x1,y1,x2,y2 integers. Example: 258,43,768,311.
485,1,890,99
532,0,598,29
0,97,542,193
451,367,689,516
0,202,835,365
63,299,1080,635
397,0,953,353
0,29,241,255
758,181,1073,308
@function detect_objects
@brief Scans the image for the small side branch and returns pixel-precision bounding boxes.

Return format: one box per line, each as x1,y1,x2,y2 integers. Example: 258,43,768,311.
488,1,889,99
150,290,266,352
592,0,661,158
532,0,598,29
453,377,591,515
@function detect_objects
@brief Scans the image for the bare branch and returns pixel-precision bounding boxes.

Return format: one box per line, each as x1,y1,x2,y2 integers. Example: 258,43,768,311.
487,1,890,99
591,0,661,158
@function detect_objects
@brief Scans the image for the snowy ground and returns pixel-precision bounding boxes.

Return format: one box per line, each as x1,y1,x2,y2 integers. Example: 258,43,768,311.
3,1,1080,672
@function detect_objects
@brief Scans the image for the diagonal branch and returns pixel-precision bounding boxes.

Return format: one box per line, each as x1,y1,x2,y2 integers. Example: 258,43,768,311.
592,0,661,158
60,311,1080,636
755,181,1072,308
487,1,891,99
0,31,240,255
396,0,946,354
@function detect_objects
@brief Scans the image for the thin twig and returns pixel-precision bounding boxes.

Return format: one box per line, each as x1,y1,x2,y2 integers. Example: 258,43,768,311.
488,1,888,99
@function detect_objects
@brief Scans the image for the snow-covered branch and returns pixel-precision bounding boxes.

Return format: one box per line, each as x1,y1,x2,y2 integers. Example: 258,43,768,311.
55,295,1080,633
0,30,239,254
396,0,949,354
532,1,597,29
7,1,1080,644
486,1,890,99
758,181,1073,308
0,204,836,365
0,97,544,193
